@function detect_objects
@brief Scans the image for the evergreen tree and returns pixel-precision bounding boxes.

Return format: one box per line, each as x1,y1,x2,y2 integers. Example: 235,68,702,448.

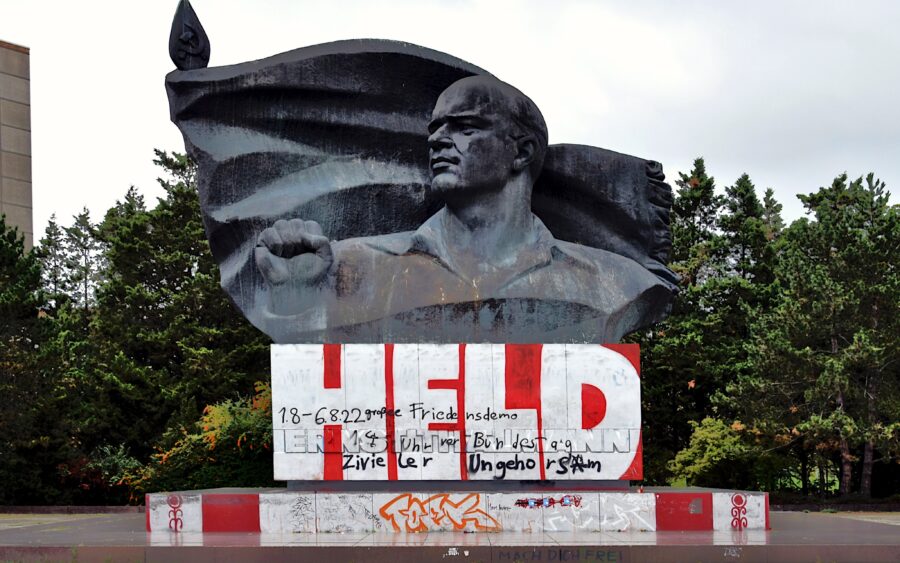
719,173,768,281
762,188,785,240
0,215,72,503
740,173,899,497
637,158,726,482
80,151,270,458
63,209,106,313
671,157,722,283
37,215,71,310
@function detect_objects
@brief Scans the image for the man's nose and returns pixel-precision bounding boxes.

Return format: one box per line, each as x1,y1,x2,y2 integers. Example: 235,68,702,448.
428,127,453,150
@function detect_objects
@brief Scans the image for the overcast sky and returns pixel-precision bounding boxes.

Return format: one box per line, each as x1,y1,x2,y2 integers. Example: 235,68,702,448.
2,0,898,238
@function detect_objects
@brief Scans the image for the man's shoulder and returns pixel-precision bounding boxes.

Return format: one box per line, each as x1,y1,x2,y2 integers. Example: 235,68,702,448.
551,238,650,275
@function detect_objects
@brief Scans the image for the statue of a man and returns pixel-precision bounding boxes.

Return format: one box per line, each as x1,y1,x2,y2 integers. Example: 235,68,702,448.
253,75,671,342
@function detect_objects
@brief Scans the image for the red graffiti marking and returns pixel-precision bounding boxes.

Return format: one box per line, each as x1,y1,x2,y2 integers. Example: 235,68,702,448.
514,495,582,509
384,344,398,480
731,493,748,530
379,493,500,532
504,344,545,479
167,493,184,532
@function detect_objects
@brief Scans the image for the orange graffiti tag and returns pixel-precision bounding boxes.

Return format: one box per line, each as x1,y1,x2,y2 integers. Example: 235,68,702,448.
378,493,501,532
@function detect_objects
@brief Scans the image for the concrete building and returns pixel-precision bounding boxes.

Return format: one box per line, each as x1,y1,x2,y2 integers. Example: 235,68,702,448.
0,40,32,250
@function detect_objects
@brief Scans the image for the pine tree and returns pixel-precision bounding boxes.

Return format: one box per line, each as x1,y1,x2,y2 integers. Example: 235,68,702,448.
671,157,722,283
79,151,270,458
719,173,767,281
762,188,785,240
0,215,72,503
63,209,106,313
745,173,899,497
36,215,71,310
636,158,727,482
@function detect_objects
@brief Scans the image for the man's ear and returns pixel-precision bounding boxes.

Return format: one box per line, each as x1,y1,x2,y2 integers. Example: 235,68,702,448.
512,135,537,173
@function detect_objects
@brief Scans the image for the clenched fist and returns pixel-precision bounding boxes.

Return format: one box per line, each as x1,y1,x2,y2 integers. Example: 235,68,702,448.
254,219,334,286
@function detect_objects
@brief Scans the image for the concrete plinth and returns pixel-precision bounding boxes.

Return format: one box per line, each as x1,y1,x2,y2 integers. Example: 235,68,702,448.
145,487,769,534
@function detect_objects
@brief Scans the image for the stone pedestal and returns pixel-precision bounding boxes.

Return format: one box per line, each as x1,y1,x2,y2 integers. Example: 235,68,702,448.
145,488,770,533
271,343,643,482
146,344,770,534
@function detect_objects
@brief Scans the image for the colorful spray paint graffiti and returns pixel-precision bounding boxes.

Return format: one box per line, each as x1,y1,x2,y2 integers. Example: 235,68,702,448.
378,493,501,532
515,495,582,509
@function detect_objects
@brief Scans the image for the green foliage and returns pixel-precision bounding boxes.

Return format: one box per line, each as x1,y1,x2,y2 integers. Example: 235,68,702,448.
642,162,898,499
2,151,271,504
87,152,270,453
638,162,778,484
124,383,279,496
732,173,900,496
0,215,75,504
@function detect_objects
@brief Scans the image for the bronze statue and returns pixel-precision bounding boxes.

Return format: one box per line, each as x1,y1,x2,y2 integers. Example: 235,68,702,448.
165,2,677,343
253,76,670,342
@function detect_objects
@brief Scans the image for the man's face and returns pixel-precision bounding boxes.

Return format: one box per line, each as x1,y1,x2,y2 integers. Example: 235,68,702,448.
427,79,518,199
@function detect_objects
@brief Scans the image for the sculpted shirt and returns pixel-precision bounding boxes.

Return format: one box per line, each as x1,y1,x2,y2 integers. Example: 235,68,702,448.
262,208,672,343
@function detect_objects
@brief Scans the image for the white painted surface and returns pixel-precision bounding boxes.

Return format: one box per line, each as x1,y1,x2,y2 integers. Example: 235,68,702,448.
259,492,316,533
542,493,600,532
147,492,202,532
712,492,767,530
315,493,377,533
145,490,764,534
598,492,657,531
272,344,641,481
486,493,544,533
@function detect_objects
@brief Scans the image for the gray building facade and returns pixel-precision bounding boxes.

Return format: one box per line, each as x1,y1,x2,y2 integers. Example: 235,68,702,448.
0,40,32,250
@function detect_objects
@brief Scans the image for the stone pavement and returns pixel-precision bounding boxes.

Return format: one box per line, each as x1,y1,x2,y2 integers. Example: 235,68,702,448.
1,511,899,562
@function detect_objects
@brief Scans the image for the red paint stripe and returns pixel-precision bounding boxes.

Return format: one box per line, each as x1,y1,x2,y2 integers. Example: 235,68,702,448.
504,345,542,409
144,494,150,531
201,493,260,532
384,344,398,480
424,345,468,479
457,344,468,480
323,424,343,480
602,343,641,375
535,406,545,478
655,492,713,531
504,344,546,480
619,430,643,480
323,344,341,388
765,493,771,530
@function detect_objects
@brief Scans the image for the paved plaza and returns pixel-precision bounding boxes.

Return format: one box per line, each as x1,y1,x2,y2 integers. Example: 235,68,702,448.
1,510,898,561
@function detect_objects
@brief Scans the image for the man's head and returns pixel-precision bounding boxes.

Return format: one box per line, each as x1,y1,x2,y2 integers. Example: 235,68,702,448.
427,76,548,200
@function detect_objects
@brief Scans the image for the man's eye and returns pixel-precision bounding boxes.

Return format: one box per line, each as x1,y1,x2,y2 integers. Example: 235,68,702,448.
462,129,476,136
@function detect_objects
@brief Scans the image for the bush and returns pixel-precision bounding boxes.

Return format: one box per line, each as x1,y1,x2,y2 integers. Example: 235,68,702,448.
123,382,281,498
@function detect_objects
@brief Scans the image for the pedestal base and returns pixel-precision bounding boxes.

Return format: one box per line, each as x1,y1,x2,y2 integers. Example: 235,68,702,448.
146,487,769,534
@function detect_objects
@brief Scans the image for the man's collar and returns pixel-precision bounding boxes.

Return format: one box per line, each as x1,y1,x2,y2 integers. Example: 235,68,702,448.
407,207,556,282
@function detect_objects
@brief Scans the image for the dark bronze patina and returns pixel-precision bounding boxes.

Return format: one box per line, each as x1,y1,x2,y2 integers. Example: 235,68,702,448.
165,5,677,343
